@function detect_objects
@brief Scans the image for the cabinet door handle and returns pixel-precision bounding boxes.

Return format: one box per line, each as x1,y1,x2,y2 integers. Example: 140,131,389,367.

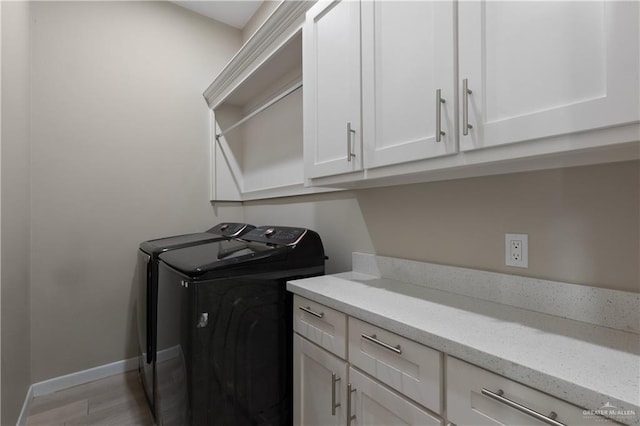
361,333,402,354
481,388,566,426
436,89,446,142
347,383,356,425
462,78,473,136
298,305,324,318
331,373,341,415
346,122,356,162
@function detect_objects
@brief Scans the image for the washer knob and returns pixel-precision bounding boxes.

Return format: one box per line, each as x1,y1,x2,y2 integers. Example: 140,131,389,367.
264,228,276,237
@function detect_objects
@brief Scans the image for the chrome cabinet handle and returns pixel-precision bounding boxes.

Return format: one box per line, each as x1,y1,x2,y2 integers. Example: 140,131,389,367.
331,373,341,415
481,388,566,426
463,78,473,136
436,89,446,142
347,383,356,425
361,333,402,354
346,122,356,162
298,305,324,318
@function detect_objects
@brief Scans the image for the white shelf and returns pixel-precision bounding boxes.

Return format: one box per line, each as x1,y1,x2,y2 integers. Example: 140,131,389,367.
203,0,339,202
203,1,314,109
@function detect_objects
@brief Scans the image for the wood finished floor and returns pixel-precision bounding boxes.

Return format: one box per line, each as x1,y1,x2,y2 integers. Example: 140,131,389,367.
25,370,154,426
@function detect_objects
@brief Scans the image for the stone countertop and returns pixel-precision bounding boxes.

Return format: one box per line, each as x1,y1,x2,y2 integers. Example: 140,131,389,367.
287,271,640,425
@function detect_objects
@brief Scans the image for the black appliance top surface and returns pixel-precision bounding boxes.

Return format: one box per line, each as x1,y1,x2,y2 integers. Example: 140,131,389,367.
158,239,276,276
139,223,254,255
240,225,307,246
159,226,325,278
206,222,255,237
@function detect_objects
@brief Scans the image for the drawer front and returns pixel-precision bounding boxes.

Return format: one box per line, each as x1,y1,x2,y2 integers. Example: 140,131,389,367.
348,317,442,414
293,295,347,358
446,356,618,426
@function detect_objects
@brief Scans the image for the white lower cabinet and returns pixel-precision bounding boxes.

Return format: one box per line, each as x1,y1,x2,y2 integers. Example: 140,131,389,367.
293,299,616,426
446,356,614,426
293,296,617,426
349,367,441,426
294,334,348,426
293,300,443,425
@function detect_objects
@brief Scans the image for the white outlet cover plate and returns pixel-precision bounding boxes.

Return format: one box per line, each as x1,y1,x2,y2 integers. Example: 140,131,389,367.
505,233,528,268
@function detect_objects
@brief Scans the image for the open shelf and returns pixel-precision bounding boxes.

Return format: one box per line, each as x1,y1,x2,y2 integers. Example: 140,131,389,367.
203,1,339,202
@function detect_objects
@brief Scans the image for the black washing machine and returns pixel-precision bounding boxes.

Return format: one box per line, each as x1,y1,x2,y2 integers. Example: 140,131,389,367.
137,223,254,418
155,226,325,426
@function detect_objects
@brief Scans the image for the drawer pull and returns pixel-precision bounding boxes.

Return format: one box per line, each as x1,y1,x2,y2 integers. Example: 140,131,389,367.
481,388,566,426
299,305,324,318
331,373,341,415
436,88,446,142
462,78,473,136
347,383,356,425
346,122,356,162
361,333,402,354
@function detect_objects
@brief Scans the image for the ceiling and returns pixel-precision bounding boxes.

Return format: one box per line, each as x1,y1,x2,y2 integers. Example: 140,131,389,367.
172,1,264,29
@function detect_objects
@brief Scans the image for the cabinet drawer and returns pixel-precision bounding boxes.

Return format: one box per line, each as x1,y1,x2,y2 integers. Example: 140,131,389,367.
447,356,616,426
348,317,442,414
293,295,347,358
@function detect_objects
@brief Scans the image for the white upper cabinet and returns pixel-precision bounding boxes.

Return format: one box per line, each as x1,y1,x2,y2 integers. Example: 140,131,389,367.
459,1,640,151
302,0,639,189
304,0,363,179
362,1,457,169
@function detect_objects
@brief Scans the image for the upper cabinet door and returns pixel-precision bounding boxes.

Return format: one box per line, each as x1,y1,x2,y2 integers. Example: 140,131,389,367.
304,0,363,179
362,1,457,169
459,1,640,151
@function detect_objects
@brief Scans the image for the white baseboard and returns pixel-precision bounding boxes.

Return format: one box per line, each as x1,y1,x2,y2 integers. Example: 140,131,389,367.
16,384,34,426
155,344,181,364
16,356,139,426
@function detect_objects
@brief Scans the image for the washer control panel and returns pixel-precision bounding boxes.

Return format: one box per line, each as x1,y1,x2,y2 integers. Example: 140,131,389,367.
242,226,307,246
207,223,254,237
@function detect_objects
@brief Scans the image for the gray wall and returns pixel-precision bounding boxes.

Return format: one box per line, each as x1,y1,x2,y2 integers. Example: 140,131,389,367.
242,1,281,43
355,161,639,292
29,1,243,383
244,161,640,293
1,2,32,423
244,191,375,275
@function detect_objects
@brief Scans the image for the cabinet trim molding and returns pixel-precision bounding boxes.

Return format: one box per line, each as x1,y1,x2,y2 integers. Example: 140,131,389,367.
203,1,315,108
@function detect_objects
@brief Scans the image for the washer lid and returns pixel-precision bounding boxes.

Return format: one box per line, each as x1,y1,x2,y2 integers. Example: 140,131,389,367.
139,232,224,256
240,226,308,246
206,222,255,237
158,239,283,277
139,223,254,256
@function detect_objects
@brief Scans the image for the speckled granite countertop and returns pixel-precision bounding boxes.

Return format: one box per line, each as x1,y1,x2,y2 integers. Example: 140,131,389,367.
287,254,640,425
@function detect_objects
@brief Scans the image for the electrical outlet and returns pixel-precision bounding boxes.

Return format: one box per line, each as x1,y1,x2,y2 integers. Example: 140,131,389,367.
511,240,522,262
505,233,528,268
